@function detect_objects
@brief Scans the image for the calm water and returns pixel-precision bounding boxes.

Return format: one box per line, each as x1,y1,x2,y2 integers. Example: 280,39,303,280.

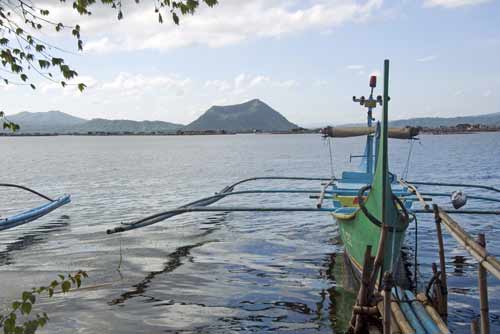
0,133,499,333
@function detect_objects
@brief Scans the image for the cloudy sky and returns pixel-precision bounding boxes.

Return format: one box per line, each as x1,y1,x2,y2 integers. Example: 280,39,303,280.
1,0,499,126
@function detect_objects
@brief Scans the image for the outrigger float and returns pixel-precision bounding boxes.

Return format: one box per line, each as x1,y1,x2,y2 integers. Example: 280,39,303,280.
0,184,70,231
108,60,499,333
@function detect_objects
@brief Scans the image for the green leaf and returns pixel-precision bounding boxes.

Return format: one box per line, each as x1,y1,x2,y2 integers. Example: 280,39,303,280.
4,317,15,333
12,301,21,310
77,83,86,92
29,294,36,304
21,302,32,315
48,288,54,298
22,291,31,302
172,12,179,25
61,281,71,293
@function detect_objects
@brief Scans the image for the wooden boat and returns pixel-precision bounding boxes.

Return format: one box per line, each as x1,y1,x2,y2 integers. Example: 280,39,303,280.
330,60,411,279
0,184,70,231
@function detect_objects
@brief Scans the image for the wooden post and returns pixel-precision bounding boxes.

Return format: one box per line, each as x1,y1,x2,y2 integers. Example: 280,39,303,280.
433,204,448,321
477,234,489,334
352,245,375,333
471,318,479,334
383,272,393,334
431,263,444,315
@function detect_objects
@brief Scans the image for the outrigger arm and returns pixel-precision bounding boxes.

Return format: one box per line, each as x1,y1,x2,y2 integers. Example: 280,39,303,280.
107,176,335,234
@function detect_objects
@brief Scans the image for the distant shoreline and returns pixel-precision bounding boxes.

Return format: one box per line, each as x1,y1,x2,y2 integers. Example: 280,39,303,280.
1,126,499,137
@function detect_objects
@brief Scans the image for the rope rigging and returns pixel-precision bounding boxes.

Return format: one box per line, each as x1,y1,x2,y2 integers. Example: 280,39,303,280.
326,137,335,179
0,183,54,202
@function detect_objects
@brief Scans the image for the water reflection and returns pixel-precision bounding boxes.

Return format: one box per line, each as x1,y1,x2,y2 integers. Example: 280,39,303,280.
109,214,225,306
0,216,69,266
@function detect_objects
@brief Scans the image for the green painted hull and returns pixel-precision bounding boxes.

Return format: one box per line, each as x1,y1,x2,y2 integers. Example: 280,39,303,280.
335,212,407,276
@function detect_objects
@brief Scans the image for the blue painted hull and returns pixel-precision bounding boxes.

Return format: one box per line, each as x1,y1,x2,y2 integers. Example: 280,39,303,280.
0,195,71,231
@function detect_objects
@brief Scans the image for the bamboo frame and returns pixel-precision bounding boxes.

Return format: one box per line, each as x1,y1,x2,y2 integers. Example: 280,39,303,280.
437,208,500,279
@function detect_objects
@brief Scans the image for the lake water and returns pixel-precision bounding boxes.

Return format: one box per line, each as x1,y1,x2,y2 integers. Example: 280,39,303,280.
0,133,499,333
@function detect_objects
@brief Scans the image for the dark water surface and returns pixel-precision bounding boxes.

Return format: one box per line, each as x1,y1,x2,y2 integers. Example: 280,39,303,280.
1,133,498,333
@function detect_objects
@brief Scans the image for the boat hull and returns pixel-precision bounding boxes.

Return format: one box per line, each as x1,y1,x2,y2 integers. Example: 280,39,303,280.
332,211,407,277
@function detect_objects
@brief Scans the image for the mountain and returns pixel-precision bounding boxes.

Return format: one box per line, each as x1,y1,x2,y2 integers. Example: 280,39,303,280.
2,111,184,133
387,112,500,128
6,111,86,133
184,99,298,132
70,119,183,133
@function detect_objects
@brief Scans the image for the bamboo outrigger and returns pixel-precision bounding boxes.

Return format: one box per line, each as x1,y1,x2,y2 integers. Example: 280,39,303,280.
0,183,70,231
107,60,499,333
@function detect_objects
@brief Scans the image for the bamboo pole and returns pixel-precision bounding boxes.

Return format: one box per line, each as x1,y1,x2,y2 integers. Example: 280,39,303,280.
431,263,444,316
390,299,414,334
438,208,500,279
383,272,393,334
416,293,450,334
433,204,448,321
400,181,430,210
477,234,490,334
353,245,375,333
317,179,334,208
376,296,402,334
471,319,479,334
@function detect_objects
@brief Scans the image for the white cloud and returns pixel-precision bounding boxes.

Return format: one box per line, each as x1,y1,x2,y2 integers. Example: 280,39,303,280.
204,73,299,96
416,55,437,62
98,72,192,97
483,89,492,97
39,0,383,54
423,0,491,8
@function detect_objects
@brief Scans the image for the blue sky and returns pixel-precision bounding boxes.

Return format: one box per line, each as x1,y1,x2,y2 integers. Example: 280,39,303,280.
1,0,499,127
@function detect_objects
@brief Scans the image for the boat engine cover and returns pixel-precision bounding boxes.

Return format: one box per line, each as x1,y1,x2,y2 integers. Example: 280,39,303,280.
451,190,467,209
